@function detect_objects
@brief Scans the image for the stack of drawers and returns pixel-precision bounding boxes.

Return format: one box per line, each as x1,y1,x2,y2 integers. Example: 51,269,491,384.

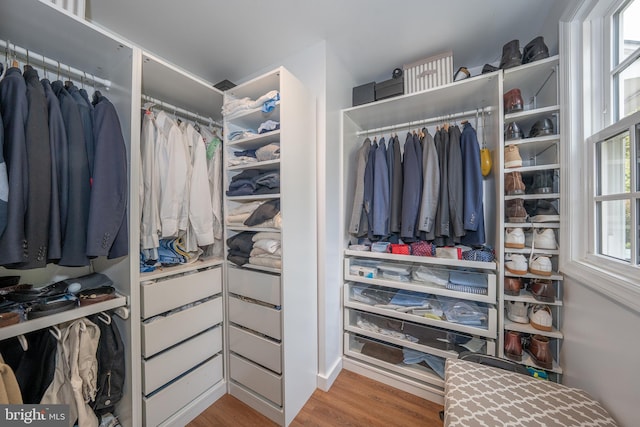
140,266,224,426
227,266,283,409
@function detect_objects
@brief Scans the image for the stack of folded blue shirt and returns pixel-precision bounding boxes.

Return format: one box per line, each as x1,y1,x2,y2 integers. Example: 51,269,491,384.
446,271,488,295
402,348,446,379
226,169,280,196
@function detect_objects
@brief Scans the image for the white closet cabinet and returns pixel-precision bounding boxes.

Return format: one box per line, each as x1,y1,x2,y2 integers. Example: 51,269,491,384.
223,67,317,426
340,74,502,404
135,52,226,426
0,0,137,425
500,55,564,380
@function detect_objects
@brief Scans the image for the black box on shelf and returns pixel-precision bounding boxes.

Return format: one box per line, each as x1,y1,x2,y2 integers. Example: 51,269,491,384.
375,76,404,100
352,81,375,106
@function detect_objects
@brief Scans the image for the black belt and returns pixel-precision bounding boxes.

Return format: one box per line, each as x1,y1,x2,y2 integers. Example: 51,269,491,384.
78,286,116,306
27,299,78,319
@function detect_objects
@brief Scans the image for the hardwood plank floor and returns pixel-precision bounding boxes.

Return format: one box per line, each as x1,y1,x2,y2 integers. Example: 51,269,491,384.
187,370,444,427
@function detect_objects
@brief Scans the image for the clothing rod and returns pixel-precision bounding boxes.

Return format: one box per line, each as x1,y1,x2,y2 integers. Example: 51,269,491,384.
355,107,490,136
0,38,112,89
141,94,222,127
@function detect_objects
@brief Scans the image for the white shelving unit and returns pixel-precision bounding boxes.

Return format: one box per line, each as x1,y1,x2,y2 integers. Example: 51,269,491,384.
340,73,502,404
223,67,317,426
500,55,564,380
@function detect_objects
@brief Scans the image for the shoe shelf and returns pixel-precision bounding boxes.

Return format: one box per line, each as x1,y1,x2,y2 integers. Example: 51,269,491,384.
517,351,564,374
503,319,564,339
505,247,559,256
504,134,559,148
504,290,563,306
503,55,559,89
504,104,559,122
504,192,560,201
227,159,280,171
504,222,560,229
226,130,281,150
505,164,560,174
504,271,563,281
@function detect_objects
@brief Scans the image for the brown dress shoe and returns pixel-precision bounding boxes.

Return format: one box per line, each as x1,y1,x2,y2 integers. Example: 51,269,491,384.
504,277,523,296
504,88,524,114
505,172,526,195
506,198,527,223
526,334,553,369
528,279,555,302
504,330,523,361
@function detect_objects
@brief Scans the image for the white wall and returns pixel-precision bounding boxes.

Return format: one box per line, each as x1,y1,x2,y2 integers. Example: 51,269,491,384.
561,276,640,427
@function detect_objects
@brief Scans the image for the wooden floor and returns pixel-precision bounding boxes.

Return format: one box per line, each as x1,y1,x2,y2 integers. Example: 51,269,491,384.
187,370,444,426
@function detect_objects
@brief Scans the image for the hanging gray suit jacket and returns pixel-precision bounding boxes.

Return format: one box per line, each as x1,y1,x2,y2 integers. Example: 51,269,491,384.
387,135,403,233
348,138,371,236
448,125,465,239
418,130,439,237
401,133,422,238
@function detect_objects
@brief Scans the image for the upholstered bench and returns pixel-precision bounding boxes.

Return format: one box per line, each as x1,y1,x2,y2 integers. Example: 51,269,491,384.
444,358,617,426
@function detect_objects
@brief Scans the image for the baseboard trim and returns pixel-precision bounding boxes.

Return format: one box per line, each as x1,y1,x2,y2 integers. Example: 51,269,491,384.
316,357,342,391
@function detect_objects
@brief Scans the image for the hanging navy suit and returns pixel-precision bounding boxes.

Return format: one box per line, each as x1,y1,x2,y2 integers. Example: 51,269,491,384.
0,67,28,266
20,66,52,269
86,94,128,259
401,132,421,239
41,78,67,261
66,83,95,178
53,80,90,267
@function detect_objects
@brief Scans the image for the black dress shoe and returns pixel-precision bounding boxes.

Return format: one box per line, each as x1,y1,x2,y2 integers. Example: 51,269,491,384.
500,40,522,69
522,36,550,64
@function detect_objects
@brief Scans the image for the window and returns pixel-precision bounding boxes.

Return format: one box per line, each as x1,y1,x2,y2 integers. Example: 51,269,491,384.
613,0,640,120
562,0,640,310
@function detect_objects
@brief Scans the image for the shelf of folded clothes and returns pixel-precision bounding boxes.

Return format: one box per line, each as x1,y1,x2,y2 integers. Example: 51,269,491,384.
228,159,280,171
226,169,281,198
344,308,489,360
0,293,127,340
226,129,281,149
226,224,282,272
344,283,497,339
140,257,224,281
345,257,496,304
344,332,445,392
225,99,281,123
344,249,496,271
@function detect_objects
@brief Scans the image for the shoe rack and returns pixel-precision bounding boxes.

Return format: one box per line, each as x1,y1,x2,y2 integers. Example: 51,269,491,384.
500,55,564,381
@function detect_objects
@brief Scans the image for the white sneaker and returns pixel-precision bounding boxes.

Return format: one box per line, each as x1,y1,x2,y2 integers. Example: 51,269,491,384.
507,301,529,324
529,304,553,331
505,254,528,275
529,256,552,276
533,229,558,250
505,228,525,249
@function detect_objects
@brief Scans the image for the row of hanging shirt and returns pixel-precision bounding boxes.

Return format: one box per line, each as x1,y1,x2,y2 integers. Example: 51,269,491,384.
139,100,223,271
349,120,486,247
0,57,128,269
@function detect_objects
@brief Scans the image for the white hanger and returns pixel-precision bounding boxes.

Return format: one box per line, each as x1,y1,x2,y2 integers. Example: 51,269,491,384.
98,311,111,325
17,335,28,351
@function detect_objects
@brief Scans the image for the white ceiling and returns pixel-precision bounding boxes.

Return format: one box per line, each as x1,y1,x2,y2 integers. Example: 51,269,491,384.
86,0,570,86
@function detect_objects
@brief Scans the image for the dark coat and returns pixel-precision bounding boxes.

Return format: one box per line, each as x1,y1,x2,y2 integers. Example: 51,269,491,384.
0,67,28,265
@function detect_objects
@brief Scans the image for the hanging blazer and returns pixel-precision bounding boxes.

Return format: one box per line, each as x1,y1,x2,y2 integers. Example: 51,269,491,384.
53,80,91,267
434,128,451,243
0,103,7,239
460,122,486,245
363,139,377,239
412,132,423,238
388,135,403,233
42,79,66,261
348,138,371,236
0,67,28,266
67,83,95,178
401,133,421,239
418,130,440,237
372,138,390,236
448,125,465,240
16,66,52,270
86,94,128,259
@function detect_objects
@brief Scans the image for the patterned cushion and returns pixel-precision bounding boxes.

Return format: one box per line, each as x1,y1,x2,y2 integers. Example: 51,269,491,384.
444,358,617,426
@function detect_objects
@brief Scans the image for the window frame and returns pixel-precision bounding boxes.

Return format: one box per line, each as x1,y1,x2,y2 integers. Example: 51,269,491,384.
561,0,640,313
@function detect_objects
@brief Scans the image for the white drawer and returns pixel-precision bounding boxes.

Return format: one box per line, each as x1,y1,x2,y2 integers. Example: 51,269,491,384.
230,353,282,406
229,325,282,374
142,297,223,358
228,267,280,306
143,354,223,427
141,267,222,319
142,326,222,395
228,296,281,340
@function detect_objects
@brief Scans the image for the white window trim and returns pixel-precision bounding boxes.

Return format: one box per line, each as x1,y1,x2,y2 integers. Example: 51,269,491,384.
560,0,640,314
